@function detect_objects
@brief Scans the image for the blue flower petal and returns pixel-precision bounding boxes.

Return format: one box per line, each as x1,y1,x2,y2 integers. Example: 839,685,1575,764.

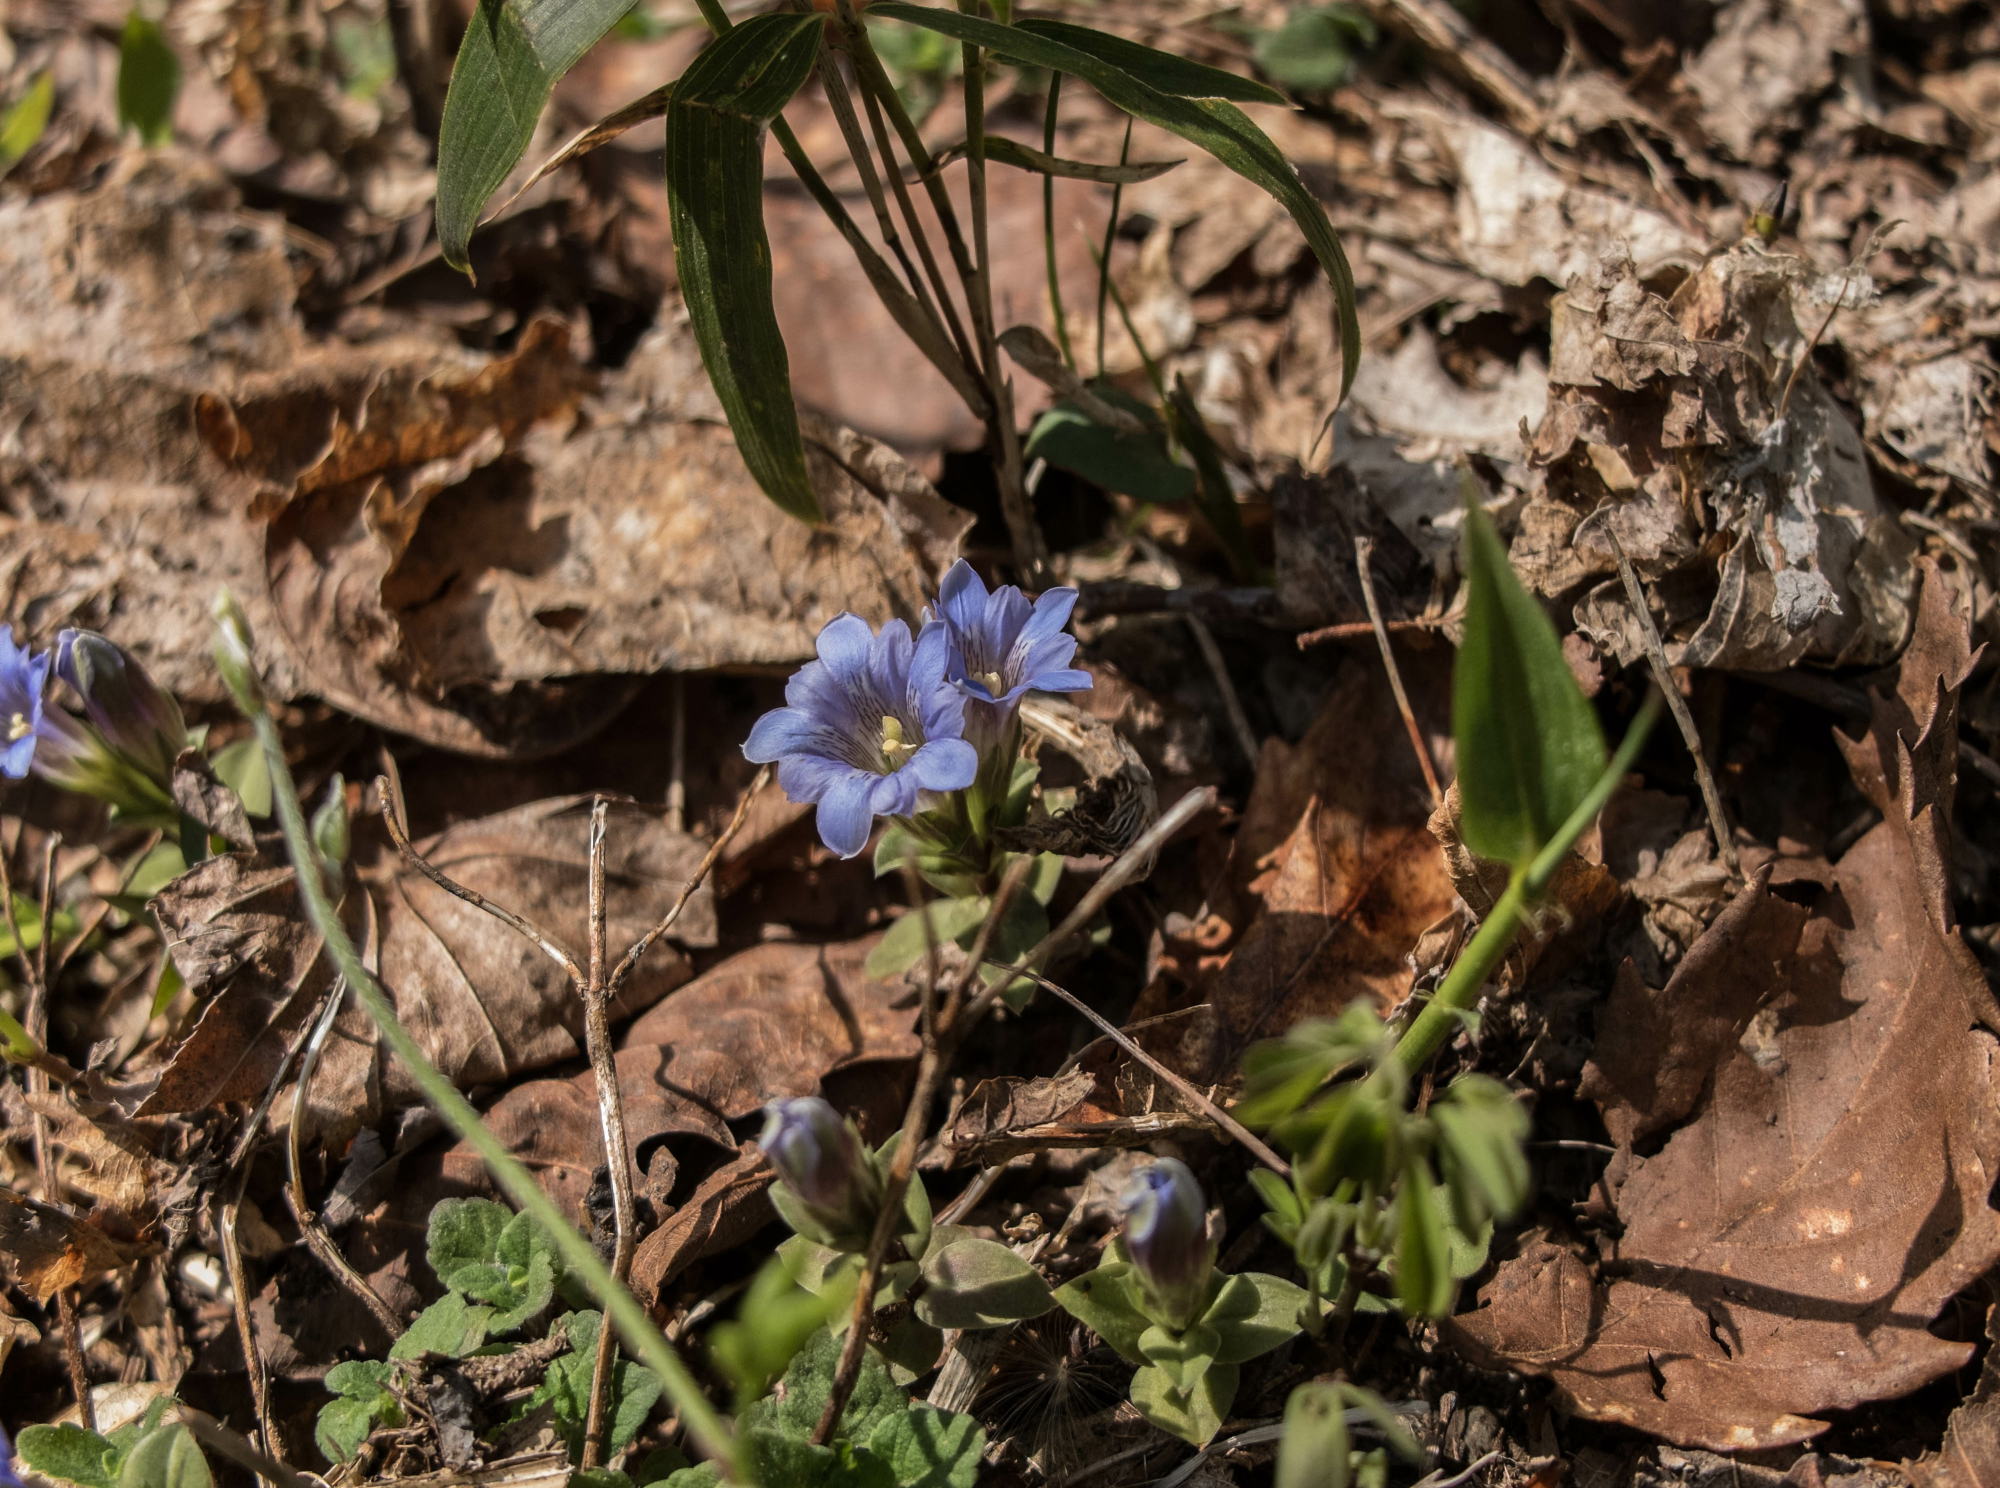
871,619,915,705
869,770,919,818
1020,586,1080,645
937,560,990,637
1,733,35,780
907,737,977,792
1027,667,1094,694
815,613,875,684
816,770,877,858
776,753,851,804
744,707,820,763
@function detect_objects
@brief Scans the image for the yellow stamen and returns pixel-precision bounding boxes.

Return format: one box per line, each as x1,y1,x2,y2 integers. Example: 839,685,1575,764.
880,715,912,764
979,670,1005,696
7,713,30,743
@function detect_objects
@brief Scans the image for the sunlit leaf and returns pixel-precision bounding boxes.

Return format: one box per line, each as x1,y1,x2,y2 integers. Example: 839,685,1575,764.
0,71,55,175
666,12,828,522
1452,500,1607,869
435,0,642,272
869,3,1361,398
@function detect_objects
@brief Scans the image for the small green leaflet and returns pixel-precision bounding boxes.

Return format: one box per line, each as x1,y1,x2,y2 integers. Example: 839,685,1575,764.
1451,500,1606,870
435,0,642,272
117,12,180,146
0,71,55,174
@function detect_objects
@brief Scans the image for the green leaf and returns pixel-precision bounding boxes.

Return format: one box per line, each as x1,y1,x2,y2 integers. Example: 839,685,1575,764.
1433,1073,1531,1228
115,1425,209,1488
435,0,641,271
317,1360,403,1464
1128,1360,1236,1446
1026,397,1196,503
1452,500,1607,869
426,1197,511,1284
872,2,1358,397
1391,1155,1453,1318
666,12,828,523
1252,5,1377,93
1248,1168,1302,1226
915,1236,1056,1329
16,1425,121,1488
208,736,273,817
531,1311,663,1459
712,1257,850,1406
974,136,1181,185
1013,19,1285,102
864,1405,985,1488
1201,1271,1308,1363
865,895,990,980
0,71,55,175
117,12,179,146
391,1291,494,1359
1276,1382,1351,1488
1137,1322,1219,1393
1051,1260,1150,1364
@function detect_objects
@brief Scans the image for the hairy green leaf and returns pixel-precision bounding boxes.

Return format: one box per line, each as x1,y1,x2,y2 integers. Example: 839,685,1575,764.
666,12,827,522
1201,1270,1309,1363
16,1425,120,1488
872,2,1359,397
115,1425,209,1488
1050,1259,1150,1363
915,1237,1055,1329
1453,501,1607,869
435,0,641,271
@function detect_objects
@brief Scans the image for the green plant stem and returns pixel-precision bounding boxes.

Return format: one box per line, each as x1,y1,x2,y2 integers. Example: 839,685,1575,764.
1392,690,1662,1078
220,639,740,1477
1094,117,1131,378
1040,73,1074,369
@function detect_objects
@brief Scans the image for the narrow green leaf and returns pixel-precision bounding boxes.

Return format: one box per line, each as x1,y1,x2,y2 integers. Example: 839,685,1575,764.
1276,1383,1351,1488
435,0,641,272
963,135,1181,185
0,71,55,174
1392,1155,1452,1318
1452,501,1607,869
1014,19,1286,102
1026,397,1196,503
869,3,1361,398
666,13,827,522
117,12,180,146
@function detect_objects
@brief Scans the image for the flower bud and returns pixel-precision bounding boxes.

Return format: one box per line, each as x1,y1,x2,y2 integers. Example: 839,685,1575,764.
212,589,265,711
759,1097,880,1244
1120,1158,1214,1328
57,630,189,789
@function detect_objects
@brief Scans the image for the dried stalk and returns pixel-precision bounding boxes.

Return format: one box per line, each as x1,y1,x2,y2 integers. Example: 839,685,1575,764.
1356,536,1444,810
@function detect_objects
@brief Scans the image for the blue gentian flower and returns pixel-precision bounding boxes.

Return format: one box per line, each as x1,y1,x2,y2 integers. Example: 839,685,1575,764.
744,613,978,859
1120,1158,1214,1327
929,561,1091,754
0,626,54,780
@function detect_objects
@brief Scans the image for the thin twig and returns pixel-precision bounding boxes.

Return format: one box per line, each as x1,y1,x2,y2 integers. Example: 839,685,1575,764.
961,787,1217,1028
1298,615,1447,648
2,829,94,1431
218,1169,275,1456
1005,965,1290,1177
377,782,584,986
1185,616,1259,769
1608,534,1738,875
606,764,770,997
175,1405,315,1488
582,799,637,1469
1356,536,1443,811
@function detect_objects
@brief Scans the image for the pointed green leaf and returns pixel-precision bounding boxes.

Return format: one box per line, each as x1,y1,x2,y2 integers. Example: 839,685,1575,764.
435,0,641,272
117,12,180,146
972,136,1182,185
1201,1271,1308,1363
666,12,827,522
1026,396,1196,503
0,71,55,174
116,1425,209,1488
1452,502,1607,869
869,3,1360,398
865,895,990,980
1051,1259,1151,1363
1392,1155,1453,1318
1014,20,1285,102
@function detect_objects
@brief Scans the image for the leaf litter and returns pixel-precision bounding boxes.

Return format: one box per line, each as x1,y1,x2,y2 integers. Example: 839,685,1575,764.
4,0,2000,1480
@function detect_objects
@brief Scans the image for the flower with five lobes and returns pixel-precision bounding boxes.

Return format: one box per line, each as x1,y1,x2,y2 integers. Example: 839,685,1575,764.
0,626,189,821
929,559,1092,740
743,614,977,859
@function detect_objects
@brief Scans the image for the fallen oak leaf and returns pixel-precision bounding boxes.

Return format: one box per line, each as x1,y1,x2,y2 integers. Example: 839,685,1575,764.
0,1186,142,1303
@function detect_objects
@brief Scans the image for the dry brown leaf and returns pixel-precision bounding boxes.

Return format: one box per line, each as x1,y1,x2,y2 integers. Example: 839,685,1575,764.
0,1187,138,1303
143,796,714,1144
1450,581,2000,1449
1922,1307,2000,1488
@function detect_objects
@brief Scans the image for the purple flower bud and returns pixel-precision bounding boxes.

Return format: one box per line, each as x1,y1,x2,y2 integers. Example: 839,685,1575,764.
57,629,188,788
759,1097,879,1240
1120,1159,1214,1327
743,614,978,859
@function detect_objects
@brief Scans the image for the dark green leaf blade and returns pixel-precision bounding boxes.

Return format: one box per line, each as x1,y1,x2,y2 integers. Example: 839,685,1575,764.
1452,502,1607,869
869,3,1360,399
1015,19,1286,102
666,13,827,523
117,12,180,146
0,71,55,174
435,0,641,272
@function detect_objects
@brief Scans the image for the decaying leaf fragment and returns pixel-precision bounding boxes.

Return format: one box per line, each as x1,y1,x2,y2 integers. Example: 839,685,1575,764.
1450,571,2000,1449
0,1186,139,1303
